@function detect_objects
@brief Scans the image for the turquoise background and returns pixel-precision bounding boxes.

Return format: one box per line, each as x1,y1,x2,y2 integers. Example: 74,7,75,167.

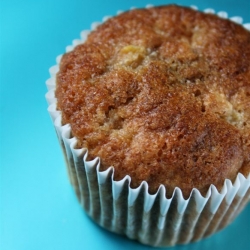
1,0,250,249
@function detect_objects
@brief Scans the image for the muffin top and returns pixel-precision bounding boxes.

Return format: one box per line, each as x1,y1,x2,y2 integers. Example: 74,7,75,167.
56,5,250,198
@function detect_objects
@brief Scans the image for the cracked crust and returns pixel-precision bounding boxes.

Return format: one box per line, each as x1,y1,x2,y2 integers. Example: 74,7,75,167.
56,5,250,198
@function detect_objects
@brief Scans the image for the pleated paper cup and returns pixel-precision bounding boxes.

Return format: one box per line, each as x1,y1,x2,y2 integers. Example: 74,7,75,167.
45,5,250,247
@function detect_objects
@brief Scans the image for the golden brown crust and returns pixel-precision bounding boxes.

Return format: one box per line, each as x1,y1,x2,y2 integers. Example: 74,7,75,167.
56,5,250,198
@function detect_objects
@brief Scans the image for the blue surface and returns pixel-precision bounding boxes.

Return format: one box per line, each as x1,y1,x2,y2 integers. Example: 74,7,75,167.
1,0,250,250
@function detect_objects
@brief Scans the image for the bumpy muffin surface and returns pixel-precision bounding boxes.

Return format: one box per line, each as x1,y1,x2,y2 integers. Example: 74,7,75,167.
56,5,250,198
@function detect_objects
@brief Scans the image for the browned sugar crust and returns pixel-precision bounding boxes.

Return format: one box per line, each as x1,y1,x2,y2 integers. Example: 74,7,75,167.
56,5,250,198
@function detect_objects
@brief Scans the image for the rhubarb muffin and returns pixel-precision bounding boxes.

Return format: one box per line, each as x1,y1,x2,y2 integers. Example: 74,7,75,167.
48,5,250,246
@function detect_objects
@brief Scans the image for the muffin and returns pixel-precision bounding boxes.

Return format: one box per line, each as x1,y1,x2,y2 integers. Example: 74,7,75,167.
46,5,250,247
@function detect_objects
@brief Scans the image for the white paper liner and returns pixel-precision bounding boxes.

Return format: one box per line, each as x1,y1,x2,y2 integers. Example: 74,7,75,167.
45,5,250,247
